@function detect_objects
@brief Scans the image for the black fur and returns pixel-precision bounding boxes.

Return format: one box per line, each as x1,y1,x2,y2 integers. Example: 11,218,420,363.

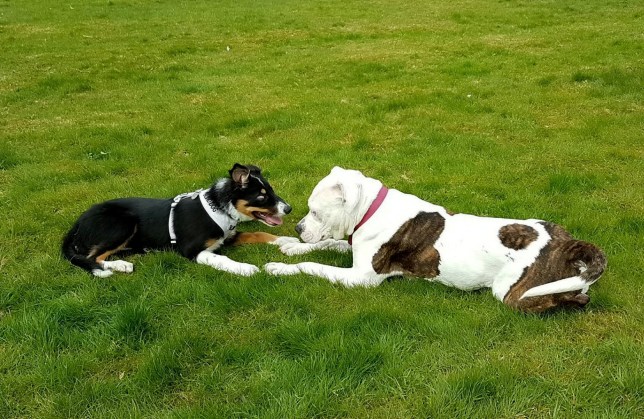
62,163,291,275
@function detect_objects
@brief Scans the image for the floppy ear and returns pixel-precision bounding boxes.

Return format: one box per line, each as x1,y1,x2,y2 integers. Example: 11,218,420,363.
330,166,346,176
334,177,362,212
229,163,250,188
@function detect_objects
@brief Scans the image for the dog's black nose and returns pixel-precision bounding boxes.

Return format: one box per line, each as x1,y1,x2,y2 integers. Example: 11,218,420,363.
295,222,303,234
284,204,292,214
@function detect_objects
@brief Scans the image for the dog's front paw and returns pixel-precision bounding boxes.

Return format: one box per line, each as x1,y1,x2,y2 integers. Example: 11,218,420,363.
271,236,301,246
279,242,314,256
265,262,301,276
234,263,260,276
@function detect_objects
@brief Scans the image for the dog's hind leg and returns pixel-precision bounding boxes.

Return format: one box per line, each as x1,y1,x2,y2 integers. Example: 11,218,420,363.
501,239,606,312
91,235,136,276
84,220,137,277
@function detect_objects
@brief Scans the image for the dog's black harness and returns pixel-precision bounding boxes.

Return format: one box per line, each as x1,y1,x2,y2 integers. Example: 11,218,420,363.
168,190,238,245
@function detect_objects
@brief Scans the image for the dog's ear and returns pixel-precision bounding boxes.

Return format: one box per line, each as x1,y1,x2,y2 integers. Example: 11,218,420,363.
229,163,250,188
330,166,346,176
334,178,362,212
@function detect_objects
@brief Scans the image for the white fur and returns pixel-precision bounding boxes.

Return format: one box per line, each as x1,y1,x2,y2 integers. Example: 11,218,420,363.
265,167,587,302
270,236,301,247
92,269,113,278
196,250,259,276
520,276,588,299
277,238,352,256
92,260,134,278
102,260,134,273
277,201,291,217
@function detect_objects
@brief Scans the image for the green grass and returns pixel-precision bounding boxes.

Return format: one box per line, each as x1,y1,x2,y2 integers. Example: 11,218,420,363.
1,0,643,417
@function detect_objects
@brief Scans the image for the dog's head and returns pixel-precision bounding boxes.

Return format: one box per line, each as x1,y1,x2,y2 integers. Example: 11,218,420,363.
295,166,366,243
228,163,291,226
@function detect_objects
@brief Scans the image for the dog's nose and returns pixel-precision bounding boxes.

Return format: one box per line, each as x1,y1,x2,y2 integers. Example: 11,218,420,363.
295,222,303,235
283,204,292,214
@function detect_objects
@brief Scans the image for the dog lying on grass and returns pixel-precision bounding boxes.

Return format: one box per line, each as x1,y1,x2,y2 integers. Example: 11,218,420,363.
266,167,606,313
63,163,298,277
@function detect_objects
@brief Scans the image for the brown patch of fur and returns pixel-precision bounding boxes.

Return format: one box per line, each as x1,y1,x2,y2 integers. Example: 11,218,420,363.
503,222,605,313
95,240,131,263
90,227,137,263
235,200,273,219
372,212,445,277
499,223,539,250
204,238,222,250
232,232,278,245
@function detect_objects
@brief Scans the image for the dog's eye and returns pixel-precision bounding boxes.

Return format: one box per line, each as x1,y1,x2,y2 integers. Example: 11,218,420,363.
311,210,318,218
257,195,266,201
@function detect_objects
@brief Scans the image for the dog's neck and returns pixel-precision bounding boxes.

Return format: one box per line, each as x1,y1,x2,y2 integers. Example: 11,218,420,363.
205,179,244,222
347,177,386,237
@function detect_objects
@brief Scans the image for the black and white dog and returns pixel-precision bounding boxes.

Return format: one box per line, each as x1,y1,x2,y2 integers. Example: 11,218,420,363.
63,163,297,277
266,167,607,313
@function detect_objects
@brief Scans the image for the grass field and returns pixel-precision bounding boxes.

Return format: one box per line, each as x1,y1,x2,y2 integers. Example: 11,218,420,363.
1,0,643,417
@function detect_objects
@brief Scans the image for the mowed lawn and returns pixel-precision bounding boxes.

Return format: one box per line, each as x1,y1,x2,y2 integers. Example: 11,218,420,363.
1,0,643,417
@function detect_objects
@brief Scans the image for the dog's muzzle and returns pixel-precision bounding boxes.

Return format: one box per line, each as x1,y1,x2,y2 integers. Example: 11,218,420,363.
278,201,292,215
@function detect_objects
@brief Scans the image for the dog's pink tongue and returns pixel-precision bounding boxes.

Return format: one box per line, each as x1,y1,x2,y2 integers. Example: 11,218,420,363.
266,215,283,226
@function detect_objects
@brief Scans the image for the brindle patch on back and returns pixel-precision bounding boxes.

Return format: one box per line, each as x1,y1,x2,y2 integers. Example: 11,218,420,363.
372,212,445,277
499,223,539,250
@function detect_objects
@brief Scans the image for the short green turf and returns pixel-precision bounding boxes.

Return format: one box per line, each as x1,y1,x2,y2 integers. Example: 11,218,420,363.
1,0,642,417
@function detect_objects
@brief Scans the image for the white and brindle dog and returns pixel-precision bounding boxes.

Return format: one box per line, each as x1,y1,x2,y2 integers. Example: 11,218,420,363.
265,167,607,313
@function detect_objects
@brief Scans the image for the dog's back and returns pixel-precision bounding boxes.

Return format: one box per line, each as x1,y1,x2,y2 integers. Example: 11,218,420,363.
62,198,169,274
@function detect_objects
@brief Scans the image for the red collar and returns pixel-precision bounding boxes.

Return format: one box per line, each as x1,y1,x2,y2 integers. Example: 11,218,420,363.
348,186,388,245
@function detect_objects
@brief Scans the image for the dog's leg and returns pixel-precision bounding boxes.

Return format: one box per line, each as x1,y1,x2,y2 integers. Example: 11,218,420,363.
91,268,114,278
230,232,300,247
90,242,135,278
101,260,134,274
196,251,259,276
265,262,381,287
277,239,351,256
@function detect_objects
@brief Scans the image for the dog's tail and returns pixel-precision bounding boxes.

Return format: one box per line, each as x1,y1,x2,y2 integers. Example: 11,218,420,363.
521,240,606,299
61,222,103,273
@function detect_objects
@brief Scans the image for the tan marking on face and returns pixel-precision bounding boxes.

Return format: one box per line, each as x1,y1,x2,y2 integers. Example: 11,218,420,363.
233,232,278,245
372,212,445,277
499,223,539,250
235,199,274,219
261,189,266,194
503,222,605,313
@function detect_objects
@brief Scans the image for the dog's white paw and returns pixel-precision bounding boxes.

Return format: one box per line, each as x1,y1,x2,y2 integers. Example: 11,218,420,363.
103,260,134,273
265,262,301,276
279,242,315,256
92,269,113,278
232,263,260,277
271,236,301,246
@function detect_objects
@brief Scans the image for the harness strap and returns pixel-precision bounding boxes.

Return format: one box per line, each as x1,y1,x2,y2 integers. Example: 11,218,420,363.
198,190,237,234
168,190,202,245
168,189,238,245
